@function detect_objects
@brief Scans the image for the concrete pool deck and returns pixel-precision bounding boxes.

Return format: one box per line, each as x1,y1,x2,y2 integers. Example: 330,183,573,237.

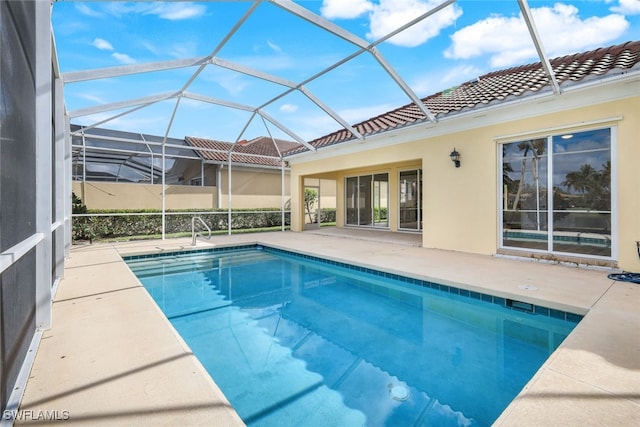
15,230,640,426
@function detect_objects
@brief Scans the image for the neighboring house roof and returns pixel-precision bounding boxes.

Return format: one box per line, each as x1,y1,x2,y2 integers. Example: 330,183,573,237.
70,124,189,153
283,40,640,157
70,124,197,183
185,136,299,168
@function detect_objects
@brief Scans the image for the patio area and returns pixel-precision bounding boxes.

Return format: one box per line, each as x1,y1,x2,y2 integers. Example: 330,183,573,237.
15,230,640,426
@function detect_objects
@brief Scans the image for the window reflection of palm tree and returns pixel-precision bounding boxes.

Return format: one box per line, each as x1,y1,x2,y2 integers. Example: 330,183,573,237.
562,161,611,232
512,139,545,230
563,164,598,195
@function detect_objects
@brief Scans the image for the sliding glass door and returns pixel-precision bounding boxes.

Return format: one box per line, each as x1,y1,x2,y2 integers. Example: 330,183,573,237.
346,177,358,225
399,169,421,230
501,128,612,258
345,173,388,227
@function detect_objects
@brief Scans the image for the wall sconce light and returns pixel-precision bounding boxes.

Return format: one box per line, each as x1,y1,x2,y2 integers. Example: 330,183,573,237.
449,148,461,168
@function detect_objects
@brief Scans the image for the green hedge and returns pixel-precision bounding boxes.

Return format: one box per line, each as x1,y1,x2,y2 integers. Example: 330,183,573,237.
73,209,290,241
319,208,336,223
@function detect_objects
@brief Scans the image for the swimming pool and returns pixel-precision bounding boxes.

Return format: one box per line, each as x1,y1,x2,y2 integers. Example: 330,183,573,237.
125,245,581,426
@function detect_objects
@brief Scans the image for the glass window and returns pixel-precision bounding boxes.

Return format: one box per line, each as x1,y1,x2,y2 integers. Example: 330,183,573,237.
373,173,388,227
501,128,612,257
399,169,421,230
359,175,373,225
502,139,549,250
552,129,611,256
346,177,358,225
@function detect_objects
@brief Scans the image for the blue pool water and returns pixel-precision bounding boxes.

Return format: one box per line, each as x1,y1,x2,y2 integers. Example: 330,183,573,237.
125,246,580,427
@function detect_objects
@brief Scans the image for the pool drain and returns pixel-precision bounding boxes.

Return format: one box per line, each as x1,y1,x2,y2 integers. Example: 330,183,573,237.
388,384,410,401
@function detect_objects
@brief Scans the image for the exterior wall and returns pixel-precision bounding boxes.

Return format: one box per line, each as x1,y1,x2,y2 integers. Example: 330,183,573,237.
181,160,217,186
73,167,291,210
218,167,290,209
608,98,639,270
73,182,218,210
290,96,640,271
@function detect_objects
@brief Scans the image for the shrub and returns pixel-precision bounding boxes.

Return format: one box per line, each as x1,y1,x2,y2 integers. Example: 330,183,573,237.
72,192,87,214
319,208,336,223
72,209,291,242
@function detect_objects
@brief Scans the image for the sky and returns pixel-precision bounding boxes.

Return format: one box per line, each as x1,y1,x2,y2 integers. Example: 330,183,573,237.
52,0,640,143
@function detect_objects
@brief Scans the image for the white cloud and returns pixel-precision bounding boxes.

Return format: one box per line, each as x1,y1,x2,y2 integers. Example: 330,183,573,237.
267,40,283,54
440,64,483,87
92,38,114,51
320,0,461,47
280,104,298,113
139,40,161,57
411,64,483,97
92,38,137,66
112,53,136,65
321,0,374,19
445,3,629,68
103,2,205,21
77,93,109,104
367,0,462,47
74,4,103,18
144,3,206,21
139,39,197,59
610,0,640,15
201,68,251,97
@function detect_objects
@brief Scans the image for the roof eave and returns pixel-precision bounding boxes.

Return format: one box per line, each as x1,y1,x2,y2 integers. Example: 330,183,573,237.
285,70,640,163
204,160,290,171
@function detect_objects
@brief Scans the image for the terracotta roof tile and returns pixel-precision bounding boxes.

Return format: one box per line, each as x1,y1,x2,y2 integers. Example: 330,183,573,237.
284,40,640,157
185,136,298,167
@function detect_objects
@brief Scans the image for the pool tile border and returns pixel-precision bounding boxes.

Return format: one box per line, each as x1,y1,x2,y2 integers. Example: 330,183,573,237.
122,244,257,260
123,243,583,324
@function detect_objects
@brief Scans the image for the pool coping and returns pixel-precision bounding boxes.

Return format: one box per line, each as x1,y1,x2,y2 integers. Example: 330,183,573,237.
15,232,640,426
124,243,584,324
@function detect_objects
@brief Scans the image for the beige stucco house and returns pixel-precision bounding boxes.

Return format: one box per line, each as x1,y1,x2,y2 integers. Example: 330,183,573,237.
71,129,300,211
285,41,640,272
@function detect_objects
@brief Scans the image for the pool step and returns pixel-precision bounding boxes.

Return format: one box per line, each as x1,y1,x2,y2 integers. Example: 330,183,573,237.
128,250,274,272
127,250,275,278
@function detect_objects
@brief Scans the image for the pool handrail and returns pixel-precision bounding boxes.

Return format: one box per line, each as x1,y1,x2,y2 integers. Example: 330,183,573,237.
191,216,212,246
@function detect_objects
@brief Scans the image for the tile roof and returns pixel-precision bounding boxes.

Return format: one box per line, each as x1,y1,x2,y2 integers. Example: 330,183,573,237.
284,40,640,157
184,136,299,167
